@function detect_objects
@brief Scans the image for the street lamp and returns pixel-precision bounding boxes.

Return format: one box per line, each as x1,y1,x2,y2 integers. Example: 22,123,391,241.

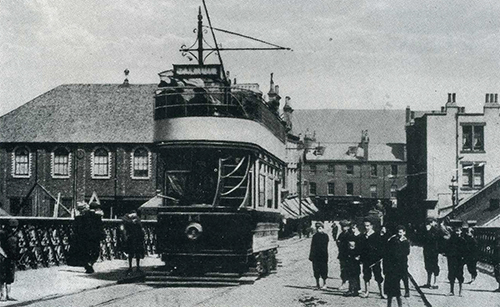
449,176,458,211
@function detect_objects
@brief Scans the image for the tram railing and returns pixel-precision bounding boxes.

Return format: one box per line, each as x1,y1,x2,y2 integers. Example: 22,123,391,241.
0,217,157,270
154,86,287,142
475,227,500,266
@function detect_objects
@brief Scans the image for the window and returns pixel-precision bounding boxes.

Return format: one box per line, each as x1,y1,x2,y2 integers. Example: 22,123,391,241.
370,185,377,198
462,124,484,152
328,164,335,173
132,148,149,178
346,183,353,195
92,148,110,178
309,164,316,173
370,164,377,177
462,163,484,189
346,164,354,175
328,182,335,195
13,147,30,177
391,185,397,198
259,174,266,207
52,148,70,177
391,165,398,177
309,182,317,195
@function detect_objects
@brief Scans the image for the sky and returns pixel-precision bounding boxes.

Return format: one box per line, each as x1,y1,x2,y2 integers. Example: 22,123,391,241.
1,0,500,116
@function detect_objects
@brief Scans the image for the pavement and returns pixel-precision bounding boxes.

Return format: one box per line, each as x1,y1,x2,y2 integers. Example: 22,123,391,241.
3,256,164,307
2,232,500,307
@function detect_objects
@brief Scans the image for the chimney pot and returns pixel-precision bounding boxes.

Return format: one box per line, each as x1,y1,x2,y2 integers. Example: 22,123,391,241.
275,85,279,95
496,93,498,103
486,93,490,103
452,93,456,103
447,93,452,103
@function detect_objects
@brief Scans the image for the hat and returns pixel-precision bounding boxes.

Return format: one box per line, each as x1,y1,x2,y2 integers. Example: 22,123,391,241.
467,220,477,227
315,222,324,228
425,217,437,225
340,220,351,227
449,219,463,229
8,218,19,227
89,201,100,210
76,202,89,211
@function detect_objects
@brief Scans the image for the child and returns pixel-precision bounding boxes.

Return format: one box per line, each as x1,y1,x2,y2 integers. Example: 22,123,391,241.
359,219,385,299
421,218,440,289
384,225,410,307
343,238,361,297
336,220,351,290
309,222,329,289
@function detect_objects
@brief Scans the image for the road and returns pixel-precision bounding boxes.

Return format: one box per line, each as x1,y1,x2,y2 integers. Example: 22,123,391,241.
25,225,433,307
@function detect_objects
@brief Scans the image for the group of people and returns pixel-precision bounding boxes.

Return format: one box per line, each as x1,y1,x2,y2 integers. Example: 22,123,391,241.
421,217,483,296
69,202,146,275
309,215,494,307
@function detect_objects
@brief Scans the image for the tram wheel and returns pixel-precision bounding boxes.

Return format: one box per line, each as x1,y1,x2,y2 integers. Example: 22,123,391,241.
255,252,265,275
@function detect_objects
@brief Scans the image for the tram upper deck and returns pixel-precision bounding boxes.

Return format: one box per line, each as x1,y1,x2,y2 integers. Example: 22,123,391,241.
153,65,287,160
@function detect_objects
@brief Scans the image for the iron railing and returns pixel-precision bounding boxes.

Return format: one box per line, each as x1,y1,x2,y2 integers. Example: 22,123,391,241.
154,86,287,142
475,227,500,266
0,217,157,270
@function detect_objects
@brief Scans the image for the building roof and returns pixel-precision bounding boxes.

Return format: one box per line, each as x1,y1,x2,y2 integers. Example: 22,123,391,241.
0,84,157,143
306,143,405,162
292,109,406,144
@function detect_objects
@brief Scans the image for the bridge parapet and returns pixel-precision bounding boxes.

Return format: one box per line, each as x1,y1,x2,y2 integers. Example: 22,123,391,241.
0,217,157,270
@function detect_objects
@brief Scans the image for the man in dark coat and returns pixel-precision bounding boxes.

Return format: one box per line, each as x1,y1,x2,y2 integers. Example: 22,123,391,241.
336,220,351,290
0,219,19,301
73,202,105,273
444,224,467,297
384,225,410,307
120,210,145,274
463,225,478,284
359,218,385,299
421,218,440,289
309,222,329,289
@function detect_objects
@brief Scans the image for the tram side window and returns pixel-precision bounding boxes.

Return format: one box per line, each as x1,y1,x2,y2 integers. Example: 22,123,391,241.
267,175,273,208
259,174,266,207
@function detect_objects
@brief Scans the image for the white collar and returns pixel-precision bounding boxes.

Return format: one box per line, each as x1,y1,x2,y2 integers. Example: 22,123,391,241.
366,229,375,237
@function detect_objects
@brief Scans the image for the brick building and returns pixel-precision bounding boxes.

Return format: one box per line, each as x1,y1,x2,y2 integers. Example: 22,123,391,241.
292,109,407,219
0,83,159,218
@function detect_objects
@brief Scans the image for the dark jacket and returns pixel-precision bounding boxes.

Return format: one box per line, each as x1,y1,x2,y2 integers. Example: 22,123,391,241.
309,232,329,263
384,235,410,276
422,226,440,256
360,231,383,264
337,230,350,260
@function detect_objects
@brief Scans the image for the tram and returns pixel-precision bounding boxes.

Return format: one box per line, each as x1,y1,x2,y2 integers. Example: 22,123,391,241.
153,7,288,276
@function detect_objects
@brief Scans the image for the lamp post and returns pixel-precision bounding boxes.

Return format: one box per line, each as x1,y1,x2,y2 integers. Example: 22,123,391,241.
449,176,458,212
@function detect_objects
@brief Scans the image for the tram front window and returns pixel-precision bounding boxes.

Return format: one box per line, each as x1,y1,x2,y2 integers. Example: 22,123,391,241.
164,149,219,206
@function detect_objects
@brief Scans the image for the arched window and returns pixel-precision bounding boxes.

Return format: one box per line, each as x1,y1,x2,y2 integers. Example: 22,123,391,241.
53,147,70,177
132,148,149,178
13,147,30,177
93,148,109,178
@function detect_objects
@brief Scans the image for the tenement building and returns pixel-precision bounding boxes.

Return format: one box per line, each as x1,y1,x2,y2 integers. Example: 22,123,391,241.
293,109,407,220
404,93,500,225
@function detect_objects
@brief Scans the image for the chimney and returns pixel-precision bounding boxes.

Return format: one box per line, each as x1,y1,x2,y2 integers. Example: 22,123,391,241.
283,96,294,132
120,69,130,87
358,130,369,160
484,93,500,111
444,92,458,110
267,73,281,115
405,106,411,125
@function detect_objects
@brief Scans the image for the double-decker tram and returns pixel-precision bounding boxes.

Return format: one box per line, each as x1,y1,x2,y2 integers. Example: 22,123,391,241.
153,8,288,277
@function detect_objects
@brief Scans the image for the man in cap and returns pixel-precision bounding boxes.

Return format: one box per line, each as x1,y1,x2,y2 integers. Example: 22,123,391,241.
336,220,351,290
359,218,385,299
309,222,329,289
421,217,440,289
463,221,478,284
444,220,467,296
73,201,105,273
0,219,19,301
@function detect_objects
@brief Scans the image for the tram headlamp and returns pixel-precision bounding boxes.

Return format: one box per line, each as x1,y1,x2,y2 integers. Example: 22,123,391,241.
185,222,203,240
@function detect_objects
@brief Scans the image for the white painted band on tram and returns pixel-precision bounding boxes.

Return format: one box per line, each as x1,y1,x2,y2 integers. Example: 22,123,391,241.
154,117,286,161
